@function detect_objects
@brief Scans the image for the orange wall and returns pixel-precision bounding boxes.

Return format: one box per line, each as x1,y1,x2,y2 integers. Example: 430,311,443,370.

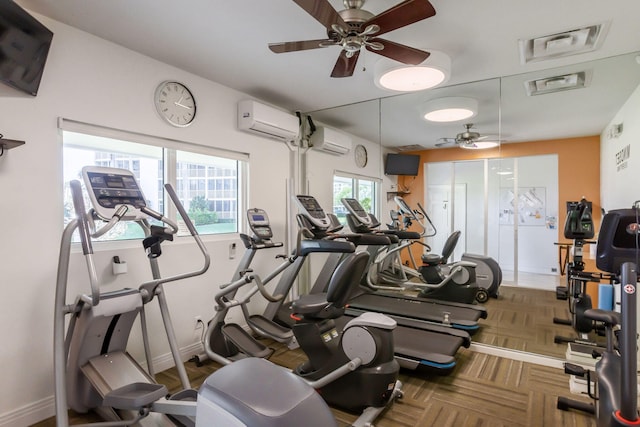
398,135,602,283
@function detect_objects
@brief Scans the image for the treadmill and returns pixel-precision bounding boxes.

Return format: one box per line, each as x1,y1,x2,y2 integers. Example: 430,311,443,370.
263,195,471,374
313,197,487,334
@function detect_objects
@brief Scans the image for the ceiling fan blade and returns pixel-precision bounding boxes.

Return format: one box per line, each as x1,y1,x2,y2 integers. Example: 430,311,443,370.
331,50,360,78
366,38,430,64
293,0,347,29
269,39,335,53
363,0,436,37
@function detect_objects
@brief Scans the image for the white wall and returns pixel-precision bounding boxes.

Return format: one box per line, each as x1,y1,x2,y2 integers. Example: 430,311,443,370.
0,12,320,426
600,83,640,210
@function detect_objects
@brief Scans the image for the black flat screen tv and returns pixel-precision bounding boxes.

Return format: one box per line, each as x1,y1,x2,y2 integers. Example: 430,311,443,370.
0,1,54,96
384,153,420,176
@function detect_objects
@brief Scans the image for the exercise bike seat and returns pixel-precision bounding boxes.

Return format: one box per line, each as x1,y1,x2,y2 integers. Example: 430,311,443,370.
292,251,369,320
198,358,337,427
421,230,461,265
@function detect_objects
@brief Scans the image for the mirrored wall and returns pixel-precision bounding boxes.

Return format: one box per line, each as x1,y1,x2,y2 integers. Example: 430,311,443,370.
309,51,640,360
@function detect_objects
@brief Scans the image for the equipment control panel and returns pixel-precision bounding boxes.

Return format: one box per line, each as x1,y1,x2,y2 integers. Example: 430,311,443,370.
247,208,273,240
341,197,372,226
295,195,330,229
82,166,148,221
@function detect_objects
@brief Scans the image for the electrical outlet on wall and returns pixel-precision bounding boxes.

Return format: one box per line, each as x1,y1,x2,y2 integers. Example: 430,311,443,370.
229,242,236,259
194,315,203,330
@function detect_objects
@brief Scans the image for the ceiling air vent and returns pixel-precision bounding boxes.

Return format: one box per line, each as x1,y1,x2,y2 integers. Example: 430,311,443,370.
396,144,425,151
519,23,608,64
524,70,592,96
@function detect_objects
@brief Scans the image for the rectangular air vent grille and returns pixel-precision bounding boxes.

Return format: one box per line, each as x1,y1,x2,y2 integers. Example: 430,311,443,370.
396,144,425,151
525,70,592,96
519,23,608,64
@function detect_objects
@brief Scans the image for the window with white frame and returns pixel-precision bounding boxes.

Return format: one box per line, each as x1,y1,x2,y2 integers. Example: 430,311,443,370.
332,174,379,225
62,124,246,241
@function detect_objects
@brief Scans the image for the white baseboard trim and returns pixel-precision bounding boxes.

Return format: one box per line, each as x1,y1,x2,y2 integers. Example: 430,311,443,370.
469,342,566,369
0,395,55,427
0,341,203,427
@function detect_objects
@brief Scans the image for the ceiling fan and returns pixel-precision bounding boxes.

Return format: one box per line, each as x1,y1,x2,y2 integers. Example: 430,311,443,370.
435,123,499,148
268,0,436,78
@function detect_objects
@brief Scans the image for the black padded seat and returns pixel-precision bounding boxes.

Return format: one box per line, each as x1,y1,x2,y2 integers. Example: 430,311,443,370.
199,358,337,427
421,230,461,264
292,251,369,320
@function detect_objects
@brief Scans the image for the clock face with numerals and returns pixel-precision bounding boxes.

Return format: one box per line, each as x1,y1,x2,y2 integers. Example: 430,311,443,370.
154,81,196,127
354,144,368,168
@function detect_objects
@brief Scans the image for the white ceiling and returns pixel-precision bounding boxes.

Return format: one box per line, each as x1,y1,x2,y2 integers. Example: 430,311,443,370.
16,0,640,148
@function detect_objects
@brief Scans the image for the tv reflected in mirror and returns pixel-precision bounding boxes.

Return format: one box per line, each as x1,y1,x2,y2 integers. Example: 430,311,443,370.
384,153,420,176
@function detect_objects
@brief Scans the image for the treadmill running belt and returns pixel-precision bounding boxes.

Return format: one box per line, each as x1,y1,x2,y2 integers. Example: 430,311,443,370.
350,292,481,331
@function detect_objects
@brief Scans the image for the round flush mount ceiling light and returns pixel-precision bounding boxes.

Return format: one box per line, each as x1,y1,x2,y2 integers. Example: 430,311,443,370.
374,50,451,92
421,97,478,122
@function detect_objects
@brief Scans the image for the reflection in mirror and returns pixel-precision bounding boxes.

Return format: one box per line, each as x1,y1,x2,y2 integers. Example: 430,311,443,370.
307,51,640,361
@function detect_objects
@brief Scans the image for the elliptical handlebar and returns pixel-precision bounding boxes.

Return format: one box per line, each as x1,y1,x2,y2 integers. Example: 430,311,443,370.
69,180,101,307
139,183,211,301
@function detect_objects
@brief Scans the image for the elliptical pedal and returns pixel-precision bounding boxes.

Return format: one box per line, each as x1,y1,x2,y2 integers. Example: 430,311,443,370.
220,323,273,358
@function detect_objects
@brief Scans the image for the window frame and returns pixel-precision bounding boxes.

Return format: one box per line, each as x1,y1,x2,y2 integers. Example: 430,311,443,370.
332,171,381,225
60,118,248,246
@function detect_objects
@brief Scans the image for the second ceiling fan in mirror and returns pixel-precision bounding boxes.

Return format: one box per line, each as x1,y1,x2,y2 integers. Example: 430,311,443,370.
268,0,436,77
436,123,501,149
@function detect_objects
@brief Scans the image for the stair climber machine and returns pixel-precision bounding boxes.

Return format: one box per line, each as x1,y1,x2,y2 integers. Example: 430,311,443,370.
54,167,375,427
553,199,617,349
557,206,640,427
198,207,403,426
265,195,472,374
338,196,487,333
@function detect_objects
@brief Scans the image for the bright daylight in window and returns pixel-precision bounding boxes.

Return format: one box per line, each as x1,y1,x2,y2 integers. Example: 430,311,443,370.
333,174,379,225
63,130,244,241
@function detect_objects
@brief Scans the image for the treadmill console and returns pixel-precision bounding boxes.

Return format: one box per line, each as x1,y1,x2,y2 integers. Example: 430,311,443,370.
295,195,331,229
82,166,148,221
246,208,273,240
341,197,372,226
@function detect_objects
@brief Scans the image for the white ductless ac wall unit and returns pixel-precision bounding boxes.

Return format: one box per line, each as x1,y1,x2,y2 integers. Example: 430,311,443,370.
310,126,352,155
237,99,300,143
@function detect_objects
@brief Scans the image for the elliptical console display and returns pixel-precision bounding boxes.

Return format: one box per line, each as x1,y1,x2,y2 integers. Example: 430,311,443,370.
82,166,148,221
247,208,274,240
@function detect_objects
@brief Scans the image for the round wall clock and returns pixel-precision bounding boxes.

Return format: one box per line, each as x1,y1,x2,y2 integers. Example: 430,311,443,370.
154,81,196,127
354,144,368,168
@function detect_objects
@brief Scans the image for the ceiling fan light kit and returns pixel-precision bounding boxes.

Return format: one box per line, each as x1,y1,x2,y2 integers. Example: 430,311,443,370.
421,96,477,122
374,49,450,92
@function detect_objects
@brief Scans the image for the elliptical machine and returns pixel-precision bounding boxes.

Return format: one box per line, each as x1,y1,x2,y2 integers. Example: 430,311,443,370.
54,167,356,427
201,203,403,426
